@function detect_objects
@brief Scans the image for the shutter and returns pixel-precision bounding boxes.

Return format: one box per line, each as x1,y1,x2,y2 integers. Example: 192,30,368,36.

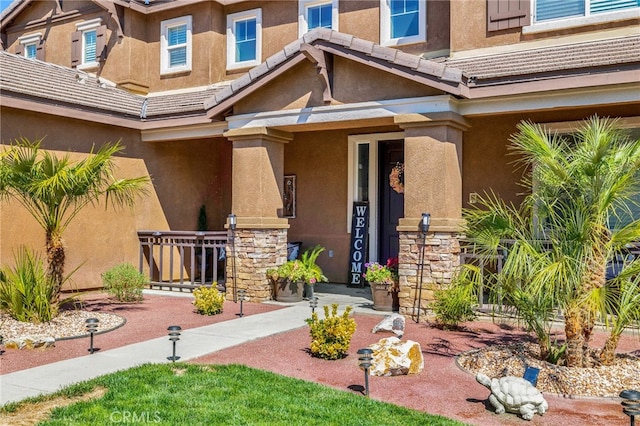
15,43,23,56
487,0,531,31
71,30,81,67
36,39,45,61
96,25,107,62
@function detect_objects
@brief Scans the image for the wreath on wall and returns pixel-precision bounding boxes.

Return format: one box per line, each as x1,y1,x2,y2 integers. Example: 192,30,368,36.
389,162,404,194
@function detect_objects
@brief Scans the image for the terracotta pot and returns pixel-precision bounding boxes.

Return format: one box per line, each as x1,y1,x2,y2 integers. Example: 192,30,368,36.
273,279,304,303
370,283,399,311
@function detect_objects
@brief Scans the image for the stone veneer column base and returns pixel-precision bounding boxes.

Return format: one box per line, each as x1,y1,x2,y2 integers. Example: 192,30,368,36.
397,231,462,321
226,228,288,302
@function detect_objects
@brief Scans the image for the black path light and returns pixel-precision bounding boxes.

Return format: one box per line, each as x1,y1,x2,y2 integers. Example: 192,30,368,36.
167,325,182,362
237,288,249,317
309,296,318,313
357,348,374,397
85,318,99,354
620,389,640,426
416,212,430,323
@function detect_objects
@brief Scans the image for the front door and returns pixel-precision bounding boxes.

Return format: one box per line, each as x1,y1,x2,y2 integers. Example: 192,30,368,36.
379,140,404,262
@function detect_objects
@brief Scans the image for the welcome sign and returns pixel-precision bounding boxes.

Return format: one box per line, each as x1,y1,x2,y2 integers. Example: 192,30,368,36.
347,202,369,287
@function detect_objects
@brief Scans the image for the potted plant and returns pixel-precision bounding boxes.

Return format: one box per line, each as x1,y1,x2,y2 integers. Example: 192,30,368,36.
267,245,328,302
363,257,399,311
300,245,328,299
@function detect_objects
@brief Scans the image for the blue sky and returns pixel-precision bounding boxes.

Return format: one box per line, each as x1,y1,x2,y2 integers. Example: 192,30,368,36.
1,0,13,15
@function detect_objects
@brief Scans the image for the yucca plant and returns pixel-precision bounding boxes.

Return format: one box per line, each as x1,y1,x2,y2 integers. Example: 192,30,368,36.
0,246,58,323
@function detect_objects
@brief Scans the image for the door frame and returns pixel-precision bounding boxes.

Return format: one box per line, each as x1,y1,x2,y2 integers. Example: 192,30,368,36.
347,131,404,263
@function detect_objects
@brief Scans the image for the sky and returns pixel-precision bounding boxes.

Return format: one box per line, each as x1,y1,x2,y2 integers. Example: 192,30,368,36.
1,0,13,15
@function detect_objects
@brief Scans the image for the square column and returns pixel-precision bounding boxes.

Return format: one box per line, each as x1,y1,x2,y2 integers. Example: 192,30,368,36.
223,127,293,301
394,112,469,321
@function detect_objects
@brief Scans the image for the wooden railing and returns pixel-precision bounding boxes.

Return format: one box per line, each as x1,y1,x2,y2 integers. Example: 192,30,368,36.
137,230,229,290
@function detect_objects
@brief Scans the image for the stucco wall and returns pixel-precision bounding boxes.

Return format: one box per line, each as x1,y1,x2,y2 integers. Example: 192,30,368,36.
0,107,232,290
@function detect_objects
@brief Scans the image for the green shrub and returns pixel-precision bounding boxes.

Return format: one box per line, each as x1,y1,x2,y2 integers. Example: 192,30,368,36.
193,285,225,315
0,246,58,323
101,263,146,302
431,265,479,329
306,304,356,360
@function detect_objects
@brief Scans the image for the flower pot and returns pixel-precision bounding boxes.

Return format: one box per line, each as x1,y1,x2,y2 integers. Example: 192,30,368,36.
273,278,304,303
304,283,314,300
370,283,399,311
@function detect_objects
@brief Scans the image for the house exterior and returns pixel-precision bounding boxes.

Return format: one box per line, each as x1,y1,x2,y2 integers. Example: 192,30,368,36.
1,0,638,318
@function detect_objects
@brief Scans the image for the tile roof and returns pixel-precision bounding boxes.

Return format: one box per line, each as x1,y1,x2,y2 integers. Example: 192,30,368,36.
444,34,640,83
0,51,144,118
145,82,231,118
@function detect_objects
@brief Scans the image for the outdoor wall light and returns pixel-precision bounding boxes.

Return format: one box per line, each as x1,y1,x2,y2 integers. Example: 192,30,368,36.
228,213,236,231
620,389,640,426
237,289,249,317
85,318,99,354
420,212,431,234
357,348,374,397
167,325,182,362
309,296,318,313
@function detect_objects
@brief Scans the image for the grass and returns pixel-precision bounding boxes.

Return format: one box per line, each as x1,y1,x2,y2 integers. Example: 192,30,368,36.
1,364,467,426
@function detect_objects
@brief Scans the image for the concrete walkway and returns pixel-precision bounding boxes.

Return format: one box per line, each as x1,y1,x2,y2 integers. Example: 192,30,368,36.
0,283,382,406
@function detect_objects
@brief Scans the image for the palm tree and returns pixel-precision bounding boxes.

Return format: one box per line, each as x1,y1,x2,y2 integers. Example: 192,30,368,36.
464,116,640,367
0,137,149,306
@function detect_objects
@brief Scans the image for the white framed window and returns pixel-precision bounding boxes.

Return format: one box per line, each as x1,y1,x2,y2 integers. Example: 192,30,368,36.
74,19,102,70
18,33,42,59
161,16,192,75
526,0,640,33
298,0,339,37
380,0,426,46
227,9,262,70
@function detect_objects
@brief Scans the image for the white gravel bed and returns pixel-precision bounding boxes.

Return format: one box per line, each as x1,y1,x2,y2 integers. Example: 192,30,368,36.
457,342,640,398
0,311,125,341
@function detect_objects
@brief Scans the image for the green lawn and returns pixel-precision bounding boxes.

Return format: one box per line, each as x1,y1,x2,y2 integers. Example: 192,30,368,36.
3,364,467,425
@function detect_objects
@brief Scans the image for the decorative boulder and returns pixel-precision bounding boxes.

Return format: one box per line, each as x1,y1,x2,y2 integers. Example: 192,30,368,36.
476,373,548,421
371,313,405,338
369,337,423,377
4,335,56,350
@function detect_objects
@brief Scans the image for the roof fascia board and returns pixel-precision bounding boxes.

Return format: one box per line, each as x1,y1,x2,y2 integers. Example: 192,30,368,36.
1,94,144,129
314,42,463,96
205,54,307,119
225,95,460,130
459,83,640,117
141,122,227,142
465,68,640,99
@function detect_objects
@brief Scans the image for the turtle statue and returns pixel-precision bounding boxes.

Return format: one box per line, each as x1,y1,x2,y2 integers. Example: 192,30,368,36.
476,373,548,420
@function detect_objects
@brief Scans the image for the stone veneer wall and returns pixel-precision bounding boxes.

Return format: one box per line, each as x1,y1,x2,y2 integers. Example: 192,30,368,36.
397,231,462,320
226,228,288,302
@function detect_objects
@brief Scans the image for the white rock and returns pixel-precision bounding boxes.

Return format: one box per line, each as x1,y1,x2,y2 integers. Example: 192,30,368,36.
371,313,405,337
369,337,423,377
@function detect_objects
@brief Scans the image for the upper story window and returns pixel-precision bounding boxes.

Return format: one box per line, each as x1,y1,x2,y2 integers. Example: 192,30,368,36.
380,0,426,46
227,9,262,70
72,19,105,70
17,33,43,60
161,16,192,75
527,0,640,32
298,0,339,37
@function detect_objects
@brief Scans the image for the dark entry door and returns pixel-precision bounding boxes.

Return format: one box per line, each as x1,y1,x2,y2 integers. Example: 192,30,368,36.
379,140,404,262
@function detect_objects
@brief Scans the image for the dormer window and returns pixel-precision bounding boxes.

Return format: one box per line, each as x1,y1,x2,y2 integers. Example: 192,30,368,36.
161,16,192,75
17,33,43,60
227,9,262,70
380,0,426,46
298,0,339,37
72,19,106,70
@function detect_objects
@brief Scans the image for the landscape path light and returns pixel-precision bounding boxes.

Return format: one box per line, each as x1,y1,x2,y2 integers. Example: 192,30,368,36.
237,288,249,317
620,389,640,426
85,318,99,354
309,296,318,313
167,325,182,362
416,212,430,323
228,213,237,303
357,348,374,397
